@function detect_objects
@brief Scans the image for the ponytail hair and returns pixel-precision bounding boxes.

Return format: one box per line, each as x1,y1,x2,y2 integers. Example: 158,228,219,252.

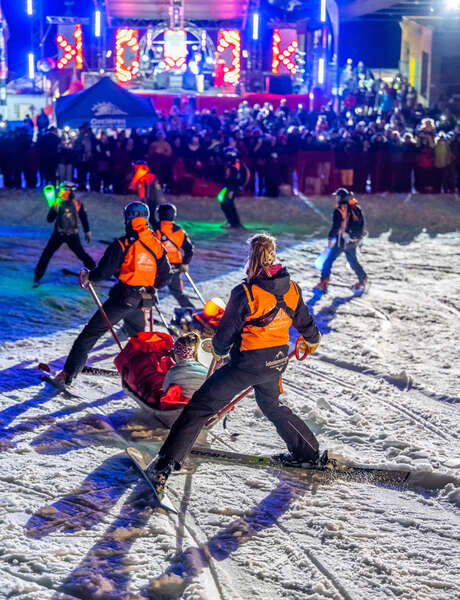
246,233,277,281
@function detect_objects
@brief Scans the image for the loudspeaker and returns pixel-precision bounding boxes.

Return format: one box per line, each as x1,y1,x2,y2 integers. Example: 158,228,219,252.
182,71,197,91
268,75,293,95
155,71,170,89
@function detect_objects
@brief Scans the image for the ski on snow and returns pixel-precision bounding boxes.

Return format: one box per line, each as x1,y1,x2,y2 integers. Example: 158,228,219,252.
125,446,177,514
38,362,119,378
189,447,411,486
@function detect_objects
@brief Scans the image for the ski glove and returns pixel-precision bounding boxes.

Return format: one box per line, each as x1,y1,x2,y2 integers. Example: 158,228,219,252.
180,264,189,273
85,231,92,243
303,333,322,355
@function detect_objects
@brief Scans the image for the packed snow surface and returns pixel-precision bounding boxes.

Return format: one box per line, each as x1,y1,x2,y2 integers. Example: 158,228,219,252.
0,192,459,599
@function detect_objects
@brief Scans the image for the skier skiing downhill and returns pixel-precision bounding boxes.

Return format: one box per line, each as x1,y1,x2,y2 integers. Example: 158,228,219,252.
55,201,170,385
33,182,96,287
153,203,195,308
144,233,328,499
314,188,367,294
219,147,250,229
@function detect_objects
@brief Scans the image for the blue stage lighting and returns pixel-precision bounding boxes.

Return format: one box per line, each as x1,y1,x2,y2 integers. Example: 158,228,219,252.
95,10,101,38
252,13,259,41
28,53,35,79
320,0,326,22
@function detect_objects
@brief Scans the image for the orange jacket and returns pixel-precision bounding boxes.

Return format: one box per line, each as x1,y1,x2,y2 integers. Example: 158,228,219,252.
118,218,165,287
240,281,300,351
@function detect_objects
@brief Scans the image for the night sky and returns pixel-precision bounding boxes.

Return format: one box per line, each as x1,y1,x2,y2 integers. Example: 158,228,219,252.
2,0,400,80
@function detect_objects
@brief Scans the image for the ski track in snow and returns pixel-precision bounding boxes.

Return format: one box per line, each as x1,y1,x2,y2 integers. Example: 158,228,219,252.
0,198,459,599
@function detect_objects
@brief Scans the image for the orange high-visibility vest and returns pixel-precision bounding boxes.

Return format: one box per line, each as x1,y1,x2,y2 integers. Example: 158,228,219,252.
118,222,164,287
240,281,300,351
157,221,185,264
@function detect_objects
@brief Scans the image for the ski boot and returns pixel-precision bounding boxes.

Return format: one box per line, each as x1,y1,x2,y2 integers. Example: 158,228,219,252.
351,279,367,294
272,449,334,470
313,278,329,294
32,279,41,289
144,455,173,500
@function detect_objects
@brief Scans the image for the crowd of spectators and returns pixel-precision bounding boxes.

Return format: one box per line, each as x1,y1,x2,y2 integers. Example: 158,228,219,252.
1,91,460,197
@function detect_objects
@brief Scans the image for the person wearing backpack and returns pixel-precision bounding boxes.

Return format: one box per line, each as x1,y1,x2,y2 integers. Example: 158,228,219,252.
153,203,195,308
314,188,367,294
33,183,96,287
55,201,171,385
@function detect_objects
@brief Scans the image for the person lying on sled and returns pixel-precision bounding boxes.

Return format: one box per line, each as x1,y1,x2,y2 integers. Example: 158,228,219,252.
162,332,208,399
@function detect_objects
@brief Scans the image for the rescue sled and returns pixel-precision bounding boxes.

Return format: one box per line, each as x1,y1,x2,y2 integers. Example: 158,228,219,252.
114,330,192,427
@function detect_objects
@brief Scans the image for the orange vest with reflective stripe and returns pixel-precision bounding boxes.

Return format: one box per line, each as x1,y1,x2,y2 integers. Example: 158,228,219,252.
156,221,185,264
118,223,164,287
240,281,300,351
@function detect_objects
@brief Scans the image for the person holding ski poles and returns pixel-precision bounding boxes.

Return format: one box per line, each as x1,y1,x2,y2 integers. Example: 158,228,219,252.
144,233,327,498
55,201,170,385
153,203,195,308
219,147,250,229
33,182,96,288
314,188,367,294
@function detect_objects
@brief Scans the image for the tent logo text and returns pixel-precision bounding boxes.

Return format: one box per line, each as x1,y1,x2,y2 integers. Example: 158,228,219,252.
92,101,128,116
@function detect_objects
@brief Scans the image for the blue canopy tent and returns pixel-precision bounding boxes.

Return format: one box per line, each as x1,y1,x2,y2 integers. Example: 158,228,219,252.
55,77,156,129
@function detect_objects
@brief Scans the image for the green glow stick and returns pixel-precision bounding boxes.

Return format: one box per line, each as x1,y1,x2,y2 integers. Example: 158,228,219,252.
217,187,227,203
43,185,56,207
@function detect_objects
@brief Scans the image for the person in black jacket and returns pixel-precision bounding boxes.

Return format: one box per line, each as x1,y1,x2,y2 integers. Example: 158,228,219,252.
154,203,195,308
55,201,171,385
219,147,249,229
143,233,328,500
33,183,96,287
314,188,367,294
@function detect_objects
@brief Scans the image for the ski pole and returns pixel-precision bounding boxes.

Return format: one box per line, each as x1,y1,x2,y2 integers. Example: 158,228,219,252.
184,272,206,306
204,338,310,430
153,300,178,337
79,268,123,351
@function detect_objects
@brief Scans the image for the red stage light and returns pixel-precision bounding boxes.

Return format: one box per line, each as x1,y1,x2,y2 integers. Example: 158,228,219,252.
57,24,83,70
272,28,297,76
116,29,139,82
216,30,241,85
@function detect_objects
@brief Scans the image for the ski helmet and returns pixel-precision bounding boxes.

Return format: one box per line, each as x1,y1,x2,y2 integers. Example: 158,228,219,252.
334,188,353,204
223,146,239,164
157,203,177,222
123,201,150,223
59,181,75,200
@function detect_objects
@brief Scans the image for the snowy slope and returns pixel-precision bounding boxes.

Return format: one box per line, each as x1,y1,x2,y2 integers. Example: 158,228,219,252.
0,192,459,600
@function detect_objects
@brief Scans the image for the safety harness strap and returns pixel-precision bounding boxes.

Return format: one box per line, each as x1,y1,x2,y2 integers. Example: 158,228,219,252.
242,283,296,328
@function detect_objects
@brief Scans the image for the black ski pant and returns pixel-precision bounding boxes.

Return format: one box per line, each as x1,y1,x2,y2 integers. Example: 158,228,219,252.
63,297,145,380
321,242,367,283
220,189,242,228
35,231,96,282
167,268,195,308
159,360,320,466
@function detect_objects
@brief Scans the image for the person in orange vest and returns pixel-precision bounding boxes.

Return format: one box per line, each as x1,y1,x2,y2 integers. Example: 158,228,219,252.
143,233,329,499
33,182,96,287
55,201,171,385
129,161,164,225
154,203,195,308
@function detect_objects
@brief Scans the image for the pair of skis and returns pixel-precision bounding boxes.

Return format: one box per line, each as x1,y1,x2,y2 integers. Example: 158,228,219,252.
126,444,411,515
